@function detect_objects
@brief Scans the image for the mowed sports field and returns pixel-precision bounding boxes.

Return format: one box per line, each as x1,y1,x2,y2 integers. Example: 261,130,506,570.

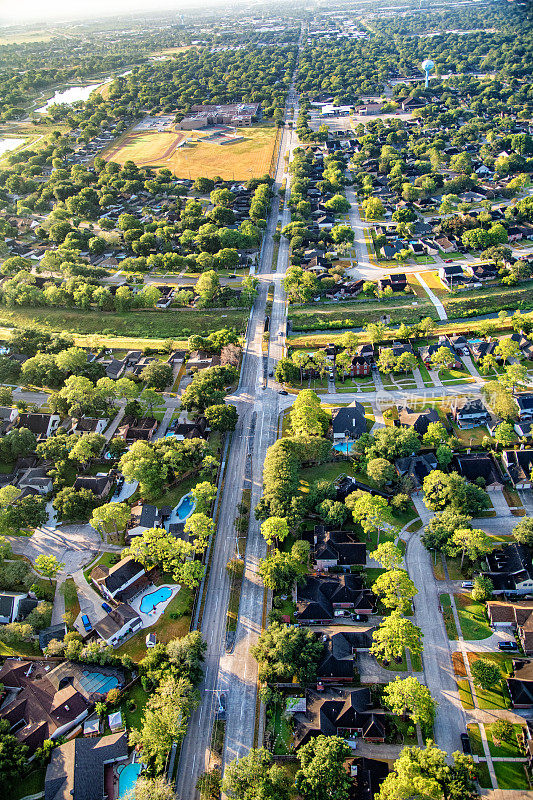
102,125,277,179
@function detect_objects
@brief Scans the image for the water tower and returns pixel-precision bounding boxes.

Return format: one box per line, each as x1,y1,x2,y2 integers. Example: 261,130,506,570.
421,59,435,89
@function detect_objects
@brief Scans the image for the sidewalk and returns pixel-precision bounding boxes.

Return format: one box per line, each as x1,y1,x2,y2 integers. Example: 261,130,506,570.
415,272,448,321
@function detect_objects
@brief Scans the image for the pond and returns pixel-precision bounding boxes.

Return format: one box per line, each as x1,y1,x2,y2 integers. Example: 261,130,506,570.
0,138,25,157
36,83,105,113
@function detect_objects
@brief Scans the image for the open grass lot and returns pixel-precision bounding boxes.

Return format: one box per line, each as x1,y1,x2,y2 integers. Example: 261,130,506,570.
455,594,492,640
440,593,458,640
457,678,474,709
14,766,47,800
466,723,485,756
475,682,511,710
475,762,492,789
485,723,525,757
122,682,148,730
105,124,277,180
494,762,531,790
466,651,513,677
0,306,247,340
115,586,192,661
445,281,533,318
61,577,80,630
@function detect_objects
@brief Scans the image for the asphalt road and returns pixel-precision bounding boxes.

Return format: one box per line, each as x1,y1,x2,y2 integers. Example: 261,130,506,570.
174,89,298,800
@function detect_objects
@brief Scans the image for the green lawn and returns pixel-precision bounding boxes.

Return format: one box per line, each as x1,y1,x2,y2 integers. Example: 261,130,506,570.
61,577,80,630
365,567,386,587
475,682,511,710
458,679,474,709
455,594,492,640
494,761,530,790
378,653,408,672
153,475,197,509
410,650,423,672
0,638,40,657
439,593,458,640
0,305,247,340
475,762,492,789
485,723,525,757
83,551,120,584
122,682,148,730
466,723,485,757
14,767,46,800
271,702,293,755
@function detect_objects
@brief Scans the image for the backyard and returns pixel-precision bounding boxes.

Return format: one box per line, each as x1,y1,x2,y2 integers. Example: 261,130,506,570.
115,586,192,661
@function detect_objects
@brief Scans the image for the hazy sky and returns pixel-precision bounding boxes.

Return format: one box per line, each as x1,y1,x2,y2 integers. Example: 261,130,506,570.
1,0,209,25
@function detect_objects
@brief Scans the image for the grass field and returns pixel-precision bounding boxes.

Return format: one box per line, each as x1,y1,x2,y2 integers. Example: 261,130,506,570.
494,762,530,790
105,124,277,180
455,594,492,640
0,306,247,341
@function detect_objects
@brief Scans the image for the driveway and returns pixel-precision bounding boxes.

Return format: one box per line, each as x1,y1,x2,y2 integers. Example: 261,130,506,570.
8,523,101,576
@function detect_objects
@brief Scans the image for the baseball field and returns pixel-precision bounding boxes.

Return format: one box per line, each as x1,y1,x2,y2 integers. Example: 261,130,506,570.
103,124,277,180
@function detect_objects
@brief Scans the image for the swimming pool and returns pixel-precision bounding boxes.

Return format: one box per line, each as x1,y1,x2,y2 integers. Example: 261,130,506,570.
80,671,119,695
175,492,196,521
140,586,173,614
118,762,142,798
333,441,353,453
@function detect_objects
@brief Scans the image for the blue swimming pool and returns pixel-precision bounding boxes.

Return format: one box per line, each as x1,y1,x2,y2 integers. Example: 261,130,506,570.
175,492,196,521
80,671,119,695
118,762,142,798
333,441,353,453
140,586,173,614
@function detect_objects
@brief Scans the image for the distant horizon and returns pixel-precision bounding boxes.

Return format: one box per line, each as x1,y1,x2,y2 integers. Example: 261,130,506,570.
1,0,229,26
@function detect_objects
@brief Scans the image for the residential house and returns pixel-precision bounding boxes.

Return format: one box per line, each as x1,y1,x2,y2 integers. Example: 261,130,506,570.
44,731,129,800
71,417,108,436
435,237,454,253
334,474,390,502
39,623,66,652
483,544,533,597
510,335,533,361
516,394,533,422
316,628,375,682
452,398,490,429
0,659,124,753
309,525,366,570
469,340,498,364
296,574,375,625
347,757,389,800
331,402,367,441
418,343,461,369
18,466,53,495
94,603,143,648
349,355,372,378
0,406,18,435
502,450,533,489
395,452,438,492
91,556,149,603
127,503,164,539
439,264,465,288
378,273,407,293
448,335,470,357
0,592,37,624
116,416,158,442
73,475,113,500
468,263,498,283
507,660,533,707
397,405,439,437
293,687,385,748
453,452,504,490
187,350,217,371
18,413,60,441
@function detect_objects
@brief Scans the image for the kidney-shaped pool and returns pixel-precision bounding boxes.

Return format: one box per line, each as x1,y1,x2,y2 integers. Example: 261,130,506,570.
139,586,173,614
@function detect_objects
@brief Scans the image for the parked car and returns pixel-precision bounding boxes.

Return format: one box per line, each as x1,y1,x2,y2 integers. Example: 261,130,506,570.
101,602,112,613
81,614,92,632
461,581,474,589
278,389,288,395
498,641,518,651
217,692,226,720
460,733,472,754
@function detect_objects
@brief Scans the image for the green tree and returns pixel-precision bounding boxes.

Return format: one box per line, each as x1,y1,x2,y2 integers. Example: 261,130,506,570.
141,361,173,391
471,658,501,690
345,493,391,546
317,499,347,527
372,569,418,613
366,457,395,488
223,748,291,800
261,517,289,546
53,486,99,521
383,676,437,726
250,622,324,685
191,481,217,514
370,610,422,663
0,718,28,791
34,554,64,585
376,742,477,800
491,720,515,747
512,517,533,546
446,527,492,568
119,440,168,498
90,503,131,540
471,576,494,602
295,736,352,800
204,403,238,432
422,471,489,516
127,776,176,800
370,542,403,570
195,270,220,304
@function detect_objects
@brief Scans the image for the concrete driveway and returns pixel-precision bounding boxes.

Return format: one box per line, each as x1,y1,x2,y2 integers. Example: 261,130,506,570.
9,523,101,576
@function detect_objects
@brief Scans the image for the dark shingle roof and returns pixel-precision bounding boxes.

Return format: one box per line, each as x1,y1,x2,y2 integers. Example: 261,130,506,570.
44,731,128,800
